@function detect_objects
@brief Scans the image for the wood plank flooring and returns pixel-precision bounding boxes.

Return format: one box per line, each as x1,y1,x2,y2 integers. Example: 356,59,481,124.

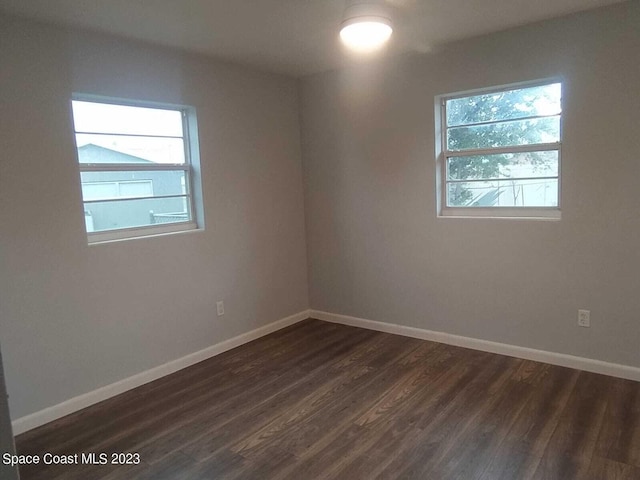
15,319,640,479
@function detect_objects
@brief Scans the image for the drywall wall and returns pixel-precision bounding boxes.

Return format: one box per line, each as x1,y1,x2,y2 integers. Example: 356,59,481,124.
0,344,19,479
0,14,309,419
300,2,640,368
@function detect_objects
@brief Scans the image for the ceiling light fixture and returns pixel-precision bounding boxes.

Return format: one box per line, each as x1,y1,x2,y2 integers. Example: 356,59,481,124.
339,2,393,52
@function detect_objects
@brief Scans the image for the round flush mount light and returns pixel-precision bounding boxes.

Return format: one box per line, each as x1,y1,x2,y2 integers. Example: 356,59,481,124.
339,3,393,52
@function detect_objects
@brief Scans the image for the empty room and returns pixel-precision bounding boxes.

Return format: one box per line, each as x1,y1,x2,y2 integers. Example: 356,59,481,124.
1,0,639,479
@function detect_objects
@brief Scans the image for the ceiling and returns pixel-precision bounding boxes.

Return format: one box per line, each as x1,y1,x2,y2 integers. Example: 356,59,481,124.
0,0,627,76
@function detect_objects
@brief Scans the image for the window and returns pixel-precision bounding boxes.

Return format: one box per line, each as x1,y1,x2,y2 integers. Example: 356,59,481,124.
437,81,562,218
71,97,202,242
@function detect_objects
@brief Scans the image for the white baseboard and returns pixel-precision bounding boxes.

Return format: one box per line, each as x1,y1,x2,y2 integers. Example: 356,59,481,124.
311,310,640,383
12,310,310,435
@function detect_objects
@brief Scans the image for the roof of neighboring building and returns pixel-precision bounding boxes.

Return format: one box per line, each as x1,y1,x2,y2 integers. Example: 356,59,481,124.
77,144,153,164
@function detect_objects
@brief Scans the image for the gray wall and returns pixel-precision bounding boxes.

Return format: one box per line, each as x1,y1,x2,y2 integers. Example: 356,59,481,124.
0,15,309,419
300,2,640,368
0,344,19,479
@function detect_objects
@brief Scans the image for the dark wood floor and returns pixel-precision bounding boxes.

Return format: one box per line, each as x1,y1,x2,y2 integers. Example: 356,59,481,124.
15,319,640,479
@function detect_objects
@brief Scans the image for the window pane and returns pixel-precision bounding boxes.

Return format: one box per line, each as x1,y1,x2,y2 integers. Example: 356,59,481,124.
80,170,187,200
447,179,558,207
446,83,561,127
118,181,153,198
447,151,558,181
84,197,191,232
72,101,183,137
447,116,560,151
76,134,185,164
82,182,118,201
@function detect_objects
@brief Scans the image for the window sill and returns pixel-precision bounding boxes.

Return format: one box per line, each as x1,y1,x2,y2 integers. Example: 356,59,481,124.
438,207,561,221
87,222,201,245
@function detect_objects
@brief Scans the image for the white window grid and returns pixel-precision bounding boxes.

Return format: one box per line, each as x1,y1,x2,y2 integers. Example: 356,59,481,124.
73,95,199,243
438,80,563,219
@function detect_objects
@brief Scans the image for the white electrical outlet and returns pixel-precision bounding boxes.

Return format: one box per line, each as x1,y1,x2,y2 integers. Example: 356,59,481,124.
578,309,590,328
216,301,225,316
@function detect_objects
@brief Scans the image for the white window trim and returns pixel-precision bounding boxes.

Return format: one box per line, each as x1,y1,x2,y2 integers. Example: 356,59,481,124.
88,222,199,244
72,94,204,243
435,78,563,220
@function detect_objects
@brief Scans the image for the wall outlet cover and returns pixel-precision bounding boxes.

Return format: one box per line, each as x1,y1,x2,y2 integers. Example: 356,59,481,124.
578,309,590,328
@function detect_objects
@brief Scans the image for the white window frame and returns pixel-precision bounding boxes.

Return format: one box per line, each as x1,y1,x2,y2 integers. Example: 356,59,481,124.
436,79,563,220
72,95,203,243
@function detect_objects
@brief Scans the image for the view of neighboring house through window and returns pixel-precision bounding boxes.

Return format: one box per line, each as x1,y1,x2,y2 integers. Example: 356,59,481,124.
439,81,562,218
71,98,200,241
